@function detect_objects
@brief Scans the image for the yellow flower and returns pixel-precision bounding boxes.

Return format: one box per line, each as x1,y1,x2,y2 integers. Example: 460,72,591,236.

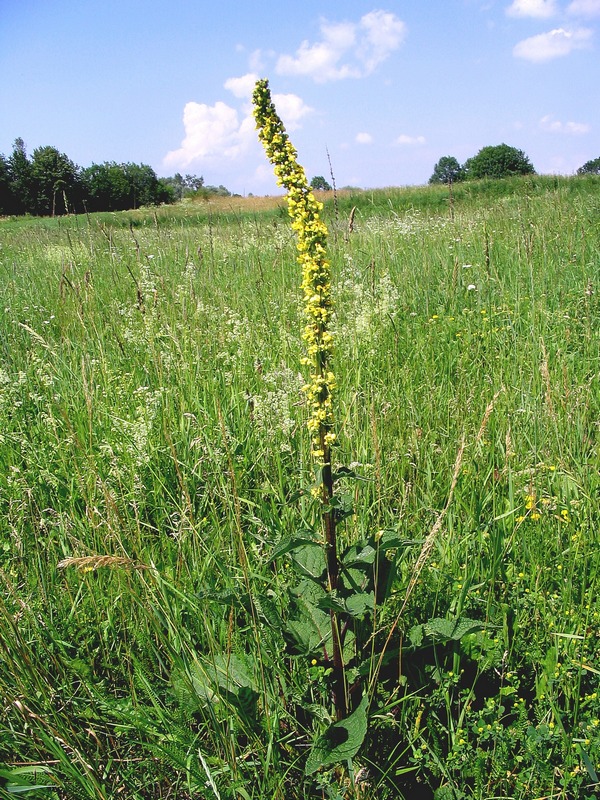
253,78,336,472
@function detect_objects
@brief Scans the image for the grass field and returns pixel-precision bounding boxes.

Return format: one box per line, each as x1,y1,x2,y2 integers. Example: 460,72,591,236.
1,175,600,799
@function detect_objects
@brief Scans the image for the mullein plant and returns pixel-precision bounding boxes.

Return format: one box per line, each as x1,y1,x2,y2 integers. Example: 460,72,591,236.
253,79,346,719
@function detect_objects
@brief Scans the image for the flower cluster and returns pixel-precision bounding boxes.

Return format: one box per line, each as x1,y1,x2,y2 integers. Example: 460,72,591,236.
253,79,336,466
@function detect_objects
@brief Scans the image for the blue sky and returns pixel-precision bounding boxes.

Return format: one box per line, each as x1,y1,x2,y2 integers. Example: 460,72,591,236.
1,0,598,194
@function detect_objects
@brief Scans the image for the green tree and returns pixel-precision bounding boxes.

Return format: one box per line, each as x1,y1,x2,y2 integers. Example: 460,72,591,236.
577,157,600,175
310,175,332,191
162,172,204,200
0,154,18,215
30,146,81,215
429,156,465,185
204,184,231,197
122,162,161,208
7,138,33,214
464,143,535,180
81,162,130,211
81,162,172,211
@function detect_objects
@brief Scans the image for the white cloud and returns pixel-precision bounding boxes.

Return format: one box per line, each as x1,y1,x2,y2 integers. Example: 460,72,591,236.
395,134,426,145
539,114,591,133
224,73,259,99
567,0,600,16
276,10,406,82
271,92,314,131
506,0,558,17
249,49,267,72
164,86,312,170
164,101,248,169
513,27,593,60
358,11,408,72
356,132,373,144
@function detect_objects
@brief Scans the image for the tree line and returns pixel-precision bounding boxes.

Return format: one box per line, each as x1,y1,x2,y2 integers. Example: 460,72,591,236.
0,138,231,217
429,143,600,185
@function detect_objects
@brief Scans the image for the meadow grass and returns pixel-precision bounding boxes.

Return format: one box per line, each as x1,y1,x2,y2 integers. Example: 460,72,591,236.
0,176,599,799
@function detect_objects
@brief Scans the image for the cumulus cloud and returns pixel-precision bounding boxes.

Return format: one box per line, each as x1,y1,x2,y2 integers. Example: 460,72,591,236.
164,101,248,169
276,10,406,82
513,26,593,60
356,132,373,144
567,0,600,16
164,78,312,169
395,134,426,145
539,114,591,133
224,73,259,99
270,92,314,130
506,0,558,17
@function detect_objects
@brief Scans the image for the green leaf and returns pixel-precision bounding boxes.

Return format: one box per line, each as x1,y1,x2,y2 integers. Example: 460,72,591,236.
178,653,259,707
579,744,599,784
253,592,282,629
290,543,327,582
305,695,368,775
270,531,318,560
345,592,374,618
342,544,376,568
409,624,424,648
286,581,332,655
332,466,371,482
377,530,415,550
0,766,54,794
316,593,347,614
425,616,485,642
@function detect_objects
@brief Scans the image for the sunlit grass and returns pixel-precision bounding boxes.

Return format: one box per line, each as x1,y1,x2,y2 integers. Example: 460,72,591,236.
0,176,599,798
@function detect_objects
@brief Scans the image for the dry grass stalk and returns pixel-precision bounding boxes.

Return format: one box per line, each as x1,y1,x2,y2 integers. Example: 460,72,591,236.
57,555,148,572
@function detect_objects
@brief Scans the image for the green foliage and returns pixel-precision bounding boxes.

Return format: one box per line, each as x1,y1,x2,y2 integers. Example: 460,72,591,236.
0,139,198,216
310,175,332,191
80,161,170,211
161,172,204,200
464,143,535,179
306,696,368,775
6,137,34,214
429,156,465,185
577,156,600,175
0,154,15,215
30,145,81,215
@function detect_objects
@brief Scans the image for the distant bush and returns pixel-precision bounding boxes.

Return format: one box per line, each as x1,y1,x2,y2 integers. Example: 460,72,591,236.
429,156,465,185
464,144,535,180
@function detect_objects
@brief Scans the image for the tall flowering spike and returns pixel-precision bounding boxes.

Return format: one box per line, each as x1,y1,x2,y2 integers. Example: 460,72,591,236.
253,79,336,473
254,80,346,718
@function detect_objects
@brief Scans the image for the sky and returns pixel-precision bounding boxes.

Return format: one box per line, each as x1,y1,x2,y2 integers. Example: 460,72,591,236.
1,0,599,195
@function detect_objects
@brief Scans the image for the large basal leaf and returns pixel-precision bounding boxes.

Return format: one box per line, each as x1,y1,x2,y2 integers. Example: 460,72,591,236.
290,543,327,582
270,531,319,561
285,580,332,655
305,695,369,775
177,652,259,707
425,616,486,642
344,591,375,618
